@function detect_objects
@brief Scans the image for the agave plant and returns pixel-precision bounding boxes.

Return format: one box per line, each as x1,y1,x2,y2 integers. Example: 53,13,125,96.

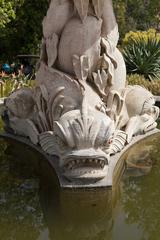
123,38,160,80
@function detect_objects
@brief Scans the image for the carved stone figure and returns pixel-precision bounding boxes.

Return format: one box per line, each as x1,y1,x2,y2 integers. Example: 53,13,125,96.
2,0,159,183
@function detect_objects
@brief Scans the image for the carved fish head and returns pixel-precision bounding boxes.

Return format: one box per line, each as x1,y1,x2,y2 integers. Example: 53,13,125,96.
39,99,115,182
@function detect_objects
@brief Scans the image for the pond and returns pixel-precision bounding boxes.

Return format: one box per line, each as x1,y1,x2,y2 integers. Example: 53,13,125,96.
0,133,160,240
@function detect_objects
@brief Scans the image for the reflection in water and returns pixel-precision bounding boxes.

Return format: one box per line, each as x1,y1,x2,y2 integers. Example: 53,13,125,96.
0,133,160,240
124,137,156,177
0,139,117,240
40,186,115,240
0,140,46,240
121,134,160,240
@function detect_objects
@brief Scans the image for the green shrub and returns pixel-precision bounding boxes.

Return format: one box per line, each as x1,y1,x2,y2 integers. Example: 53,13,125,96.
127,74,160,95
0,74,35,98
123,29,160,45
123,29,160,80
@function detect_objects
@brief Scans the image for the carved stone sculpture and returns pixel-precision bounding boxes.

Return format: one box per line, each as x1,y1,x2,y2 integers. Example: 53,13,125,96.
2,0,159,183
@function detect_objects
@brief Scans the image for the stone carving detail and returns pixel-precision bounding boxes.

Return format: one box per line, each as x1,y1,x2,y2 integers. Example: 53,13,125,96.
2,0,159,182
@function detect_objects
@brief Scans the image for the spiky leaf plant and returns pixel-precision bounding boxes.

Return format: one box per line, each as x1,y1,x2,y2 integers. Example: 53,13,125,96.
123,38,160,80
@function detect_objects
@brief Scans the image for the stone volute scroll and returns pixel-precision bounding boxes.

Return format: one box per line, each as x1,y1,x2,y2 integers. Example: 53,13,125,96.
2,0,159,186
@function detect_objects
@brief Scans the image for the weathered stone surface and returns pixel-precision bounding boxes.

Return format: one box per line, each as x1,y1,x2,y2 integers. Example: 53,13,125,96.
2,0,159,186
58,16,102,76
5,88,34,119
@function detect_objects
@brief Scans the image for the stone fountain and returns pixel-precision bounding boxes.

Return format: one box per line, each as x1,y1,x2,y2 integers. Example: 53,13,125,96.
2,0,159,187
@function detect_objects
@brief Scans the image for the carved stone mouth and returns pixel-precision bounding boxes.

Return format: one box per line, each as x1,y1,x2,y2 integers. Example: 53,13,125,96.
63,164,108,181
62,149,109,181
64,157,106,170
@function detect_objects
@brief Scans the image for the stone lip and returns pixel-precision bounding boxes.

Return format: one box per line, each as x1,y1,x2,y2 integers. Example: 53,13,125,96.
0,129,159,189
107,128,160,187
154,96,160,102
155,96,160,109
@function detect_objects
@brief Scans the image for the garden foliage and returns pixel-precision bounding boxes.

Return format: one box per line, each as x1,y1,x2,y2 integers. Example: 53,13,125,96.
127,74,160,95
0,0,160,61
123,29,160,80
0,72,35,98
0,0,48,61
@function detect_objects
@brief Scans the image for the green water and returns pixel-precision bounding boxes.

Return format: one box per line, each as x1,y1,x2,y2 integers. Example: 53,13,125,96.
0,134,160,240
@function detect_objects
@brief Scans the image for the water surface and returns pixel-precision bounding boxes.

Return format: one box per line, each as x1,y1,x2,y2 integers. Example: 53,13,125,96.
0,134,160,240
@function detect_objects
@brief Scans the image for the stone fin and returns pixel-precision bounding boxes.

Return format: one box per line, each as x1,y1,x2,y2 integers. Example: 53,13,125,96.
72,55,89,81
46,33,59,68
40,38,48,65
106,90,124,126
92,0,105,18
104,130,127,155
73,0,89,22
39,131,57,155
